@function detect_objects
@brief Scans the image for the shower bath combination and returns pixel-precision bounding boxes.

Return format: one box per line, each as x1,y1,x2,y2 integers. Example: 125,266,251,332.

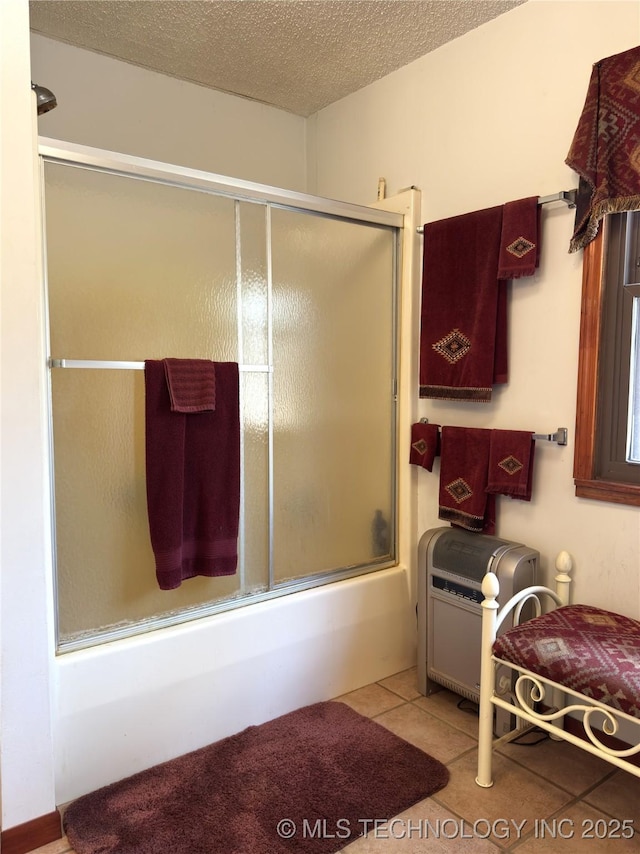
41,139,402,649
32,81,57,114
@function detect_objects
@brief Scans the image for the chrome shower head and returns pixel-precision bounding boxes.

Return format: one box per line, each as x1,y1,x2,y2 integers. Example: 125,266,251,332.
31,82,57,115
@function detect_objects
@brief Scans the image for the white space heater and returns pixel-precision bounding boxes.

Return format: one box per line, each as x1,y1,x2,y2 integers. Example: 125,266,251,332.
417,526,539,736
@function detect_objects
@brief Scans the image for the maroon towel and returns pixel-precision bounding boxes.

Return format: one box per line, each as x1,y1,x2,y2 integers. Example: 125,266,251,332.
493,278,508,386
419,206,506,402
409,422,440,471
144,360,240,590
566,45,640,252
498,197,541,279
486,430,536,501
164,358,216,412
438,427,495,534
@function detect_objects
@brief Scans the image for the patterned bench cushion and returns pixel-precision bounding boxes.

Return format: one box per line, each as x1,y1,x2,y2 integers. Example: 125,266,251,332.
493,604,640,719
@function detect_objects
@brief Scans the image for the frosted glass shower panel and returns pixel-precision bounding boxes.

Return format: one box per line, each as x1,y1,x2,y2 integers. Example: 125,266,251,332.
44,163,270,645
238,369,270,591
52,369,245,640
238,201,269,367
270,209,396,582
44,162,238,361
43,146,401,649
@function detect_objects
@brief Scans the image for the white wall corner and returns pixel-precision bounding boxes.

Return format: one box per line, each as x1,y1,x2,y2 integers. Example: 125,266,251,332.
0,0,57,830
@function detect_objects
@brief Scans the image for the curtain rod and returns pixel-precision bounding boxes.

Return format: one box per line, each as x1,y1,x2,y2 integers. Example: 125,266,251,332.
416,189,577,234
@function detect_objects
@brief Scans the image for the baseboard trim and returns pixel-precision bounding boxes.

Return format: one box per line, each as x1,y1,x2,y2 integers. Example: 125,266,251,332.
1,809,62,854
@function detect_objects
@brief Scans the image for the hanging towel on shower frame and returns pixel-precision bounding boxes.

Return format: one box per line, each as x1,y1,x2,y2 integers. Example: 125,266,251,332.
144,359,240,590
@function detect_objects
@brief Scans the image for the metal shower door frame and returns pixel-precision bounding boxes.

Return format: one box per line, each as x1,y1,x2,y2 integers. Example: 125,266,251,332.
39,138,405,651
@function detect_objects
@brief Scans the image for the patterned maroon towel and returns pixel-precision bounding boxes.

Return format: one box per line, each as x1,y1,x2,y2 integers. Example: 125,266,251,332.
420,207,505,402
493,279,508,386
163,358,216,412
438,426,495,534
144,360,240,590
566,45,640,252
486,429,535,501
409,422,440,471
498,197,541,279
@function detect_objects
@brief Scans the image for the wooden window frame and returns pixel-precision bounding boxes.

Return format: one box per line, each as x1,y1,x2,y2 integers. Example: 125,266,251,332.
574,221,640,506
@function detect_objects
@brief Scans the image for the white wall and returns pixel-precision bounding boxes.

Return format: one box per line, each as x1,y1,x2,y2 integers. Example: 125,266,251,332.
30,32,308,190
1,0,57,831
310,0,640,617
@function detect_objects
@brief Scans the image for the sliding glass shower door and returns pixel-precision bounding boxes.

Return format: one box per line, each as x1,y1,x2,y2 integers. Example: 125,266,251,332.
270,209,395,581
42,144,399,650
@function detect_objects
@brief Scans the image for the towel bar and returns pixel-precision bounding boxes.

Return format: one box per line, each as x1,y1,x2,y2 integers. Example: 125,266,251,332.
532,428,568,446
416,190,578,233
419,418,568,446
49,358,271,372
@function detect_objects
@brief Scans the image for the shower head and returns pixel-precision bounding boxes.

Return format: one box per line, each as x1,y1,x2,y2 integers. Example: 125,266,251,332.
31,82,57,115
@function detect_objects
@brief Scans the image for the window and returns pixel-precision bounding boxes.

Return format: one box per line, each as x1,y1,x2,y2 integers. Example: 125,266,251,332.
574,212,640,505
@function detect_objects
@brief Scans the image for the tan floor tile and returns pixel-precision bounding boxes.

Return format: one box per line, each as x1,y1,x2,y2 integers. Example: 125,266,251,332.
377,668,421,701
583,769,640,824
413,689,480,738
374,702,476,764
335,684,405,717
341,797,501,852
497,733,613,796
515,801,638,852
434,750,573,845
28,839,73,854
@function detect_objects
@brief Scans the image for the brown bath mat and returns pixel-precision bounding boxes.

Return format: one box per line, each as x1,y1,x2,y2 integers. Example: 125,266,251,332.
63,699,449,853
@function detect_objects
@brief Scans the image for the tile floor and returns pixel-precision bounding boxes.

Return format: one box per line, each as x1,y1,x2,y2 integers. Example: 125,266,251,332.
30,667,640,853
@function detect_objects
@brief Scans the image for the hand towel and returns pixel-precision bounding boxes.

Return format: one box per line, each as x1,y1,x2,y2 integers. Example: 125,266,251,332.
566,45,640,252
409,422,440,471
163,358,216,412
419,206,505,402
486,429,536,501
144,359,240,590
438,426,495,534
498,197,541,279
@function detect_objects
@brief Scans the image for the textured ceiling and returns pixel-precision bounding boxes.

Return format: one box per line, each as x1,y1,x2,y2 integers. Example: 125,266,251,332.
29,0,526,117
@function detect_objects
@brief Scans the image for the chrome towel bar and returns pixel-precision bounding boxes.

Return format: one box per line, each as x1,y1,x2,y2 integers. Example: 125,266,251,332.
416,189,577,234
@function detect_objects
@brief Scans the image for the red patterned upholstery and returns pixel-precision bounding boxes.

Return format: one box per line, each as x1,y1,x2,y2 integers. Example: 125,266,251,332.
493,604,640,719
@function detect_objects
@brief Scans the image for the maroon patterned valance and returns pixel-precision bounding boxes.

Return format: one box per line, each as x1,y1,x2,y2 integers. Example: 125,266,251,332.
493,604,640,719
566,45,640,252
